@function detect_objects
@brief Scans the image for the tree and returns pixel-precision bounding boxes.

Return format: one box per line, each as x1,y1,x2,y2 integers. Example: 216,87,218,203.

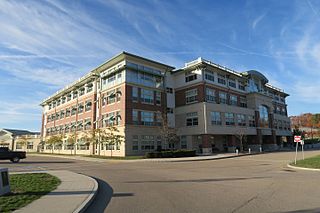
235,129,247,152
83,128,107,155
104,126,124,158
157,110,179,150
16,135,29,150
46,135,63,153
66,132,77,155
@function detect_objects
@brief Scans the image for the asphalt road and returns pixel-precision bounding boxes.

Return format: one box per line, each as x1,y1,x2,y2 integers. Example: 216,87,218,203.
2,151,320,213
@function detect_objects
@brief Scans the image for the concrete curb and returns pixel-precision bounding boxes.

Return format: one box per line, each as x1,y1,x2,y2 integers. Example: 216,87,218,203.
12,170,98,213
74,175,98,213
287,164,320,171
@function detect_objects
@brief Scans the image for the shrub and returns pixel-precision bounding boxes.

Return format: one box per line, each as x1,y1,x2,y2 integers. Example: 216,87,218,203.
145,150,196,158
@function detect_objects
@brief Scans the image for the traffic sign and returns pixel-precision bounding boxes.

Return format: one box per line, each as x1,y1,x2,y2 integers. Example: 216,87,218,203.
294,135,301,143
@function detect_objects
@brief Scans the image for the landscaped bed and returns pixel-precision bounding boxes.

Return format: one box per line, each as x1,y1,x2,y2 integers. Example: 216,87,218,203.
0,173,60,212
292,155,320,169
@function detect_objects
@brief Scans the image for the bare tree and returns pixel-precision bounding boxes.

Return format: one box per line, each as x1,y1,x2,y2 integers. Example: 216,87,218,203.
235,129,247,152
157,110,179,151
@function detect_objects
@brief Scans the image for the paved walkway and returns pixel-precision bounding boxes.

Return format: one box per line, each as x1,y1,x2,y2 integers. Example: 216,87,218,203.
14,170,98,213
29,152,260,163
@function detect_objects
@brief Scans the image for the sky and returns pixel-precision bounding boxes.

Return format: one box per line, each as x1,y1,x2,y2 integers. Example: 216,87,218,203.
0,0,320,131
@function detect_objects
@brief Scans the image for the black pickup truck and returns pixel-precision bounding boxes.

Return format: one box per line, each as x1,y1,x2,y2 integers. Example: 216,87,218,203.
0,147,26,163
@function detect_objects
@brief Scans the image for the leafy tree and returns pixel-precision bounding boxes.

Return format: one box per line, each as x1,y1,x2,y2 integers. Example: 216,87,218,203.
83,128,107,155
104,126,124,158
66,132,77,154
46,135,63,153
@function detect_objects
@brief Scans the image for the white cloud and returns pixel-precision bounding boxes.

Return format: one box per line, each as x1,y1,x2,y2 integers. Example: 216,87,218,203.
252,12,267,30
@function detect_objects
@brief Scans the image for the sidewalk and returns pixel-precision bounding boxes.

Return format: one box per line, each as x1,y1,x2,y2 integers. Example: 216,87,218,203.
29,152,259,163
14,170,98,213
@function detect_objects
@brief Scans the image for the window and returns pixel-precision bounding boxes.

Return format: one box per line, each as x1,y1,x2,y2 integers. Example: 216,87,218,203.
211,112,222,125
238,81,246,91
180,136,187,149
278,120,283,130
79,88,85,96
116,88,121,102
73,91,78,99
155,112,162,126
205,70,215,82
132,110,138,125
141,88,154,104
87,83,93,93
282,107,286,116
166,87,173,93
84,118,91,130
57,99,61,106
228,79,236,88
132,135,139,151
186,112,198,126
77,120,83,131
71,106,77,116
185,89,198,104
225,113,235,126
66,108,71,117
259,105,269,128
156,91,161,105
132,87,138,102
141,111,154,126
219,92,227,104
78,103,84,113
185,72,197,82
229,95,238,106
49,104,52,110
274,119,278,129
240,97,247,108
85,100,92,111
116,111,121,125
60,110,65,119
61,97,66,104
67,94,72,101
107,90,116,104
248,115,255,127
27,142,33,150
206,87,215,103
237,114,246,126
218,74,226,85
141,135,155,151
102,95,107,106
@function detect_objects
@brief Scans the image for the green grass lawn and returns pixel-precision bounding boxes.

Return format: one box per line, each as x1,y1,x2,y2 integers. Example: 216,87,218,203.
0,173,60,213
293,155,320,169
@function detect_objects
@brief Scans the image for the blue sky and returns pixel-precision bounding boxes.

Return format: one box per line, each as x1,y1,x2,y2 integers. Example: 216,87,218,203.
0,0,319,131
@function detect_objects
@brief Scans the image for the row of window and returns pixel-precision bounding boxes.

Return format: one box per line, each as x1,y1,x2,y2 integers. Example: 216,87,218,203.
186,112,256,127
185,70,246,92
127,69,162,88
101,71,123,89
185,87,247,107
274,120,291,131
47,100,92,122
46,118,92,135
132,110,162,126
131,135,187,151
274,105,287,116
48,83,94,110
132,87,161,105
101,88,121,106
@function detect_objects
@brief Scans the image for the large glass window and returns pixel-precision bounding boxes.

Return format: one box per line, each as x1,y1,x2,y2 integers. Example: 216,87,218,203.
218,74,226,85
186,112,198,126
141,111,154,126
225,113,235,126
132,87,138,102
229,95,238,106
185,71,197,82
132,110,138,125
206,88,215,103
186,89,198,104
141,88,154,104
205,70,215,82
259,105,269,128
219,92,227,104
237,114,246,126
228,79,236,88
211,112,222,125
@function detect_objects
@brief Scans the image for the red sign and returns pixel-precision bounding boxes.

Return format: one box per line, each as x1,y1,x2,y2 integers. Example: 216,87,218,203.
294,135,301,143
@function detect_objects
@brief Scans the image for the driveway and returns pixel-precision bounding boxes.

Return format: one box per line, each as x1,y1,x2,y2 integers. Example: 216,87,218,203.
2,151,320,213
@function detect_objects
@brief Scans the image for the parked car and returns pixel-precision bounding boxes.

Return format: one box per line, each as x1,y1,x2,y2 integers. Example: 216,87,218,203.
0,147,26,163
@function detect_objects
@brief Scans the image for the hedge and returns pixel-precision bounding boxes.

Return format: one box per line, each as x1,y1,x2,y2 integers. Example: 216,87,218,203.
145,150,196,158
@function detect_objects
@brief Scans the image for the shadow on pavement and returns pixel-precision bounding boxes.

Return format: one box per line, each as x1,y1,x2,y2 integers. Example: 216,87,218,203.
112,192,134,197
0,161,74,164
125,176,270,184
84,178,113,213
278,208,320,213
